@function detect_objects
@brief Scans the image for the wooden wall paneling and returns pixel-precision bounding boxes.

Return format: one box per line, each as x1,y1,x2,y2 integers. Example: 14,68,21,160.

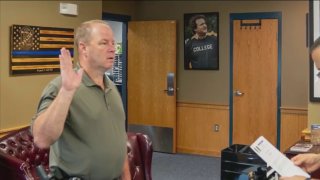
177,102,307,156
280,107,308,152
177,102,229,157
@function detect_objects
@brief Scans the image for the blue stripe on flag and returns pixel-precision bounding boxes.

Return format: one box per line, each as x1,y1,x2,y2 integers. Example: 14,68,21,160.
12,50,74,56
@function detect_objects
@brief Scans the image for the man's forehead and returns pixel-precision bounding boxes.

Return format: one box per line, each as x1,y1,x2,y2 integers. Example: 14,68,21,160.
196,18,205,21
92,24,113,34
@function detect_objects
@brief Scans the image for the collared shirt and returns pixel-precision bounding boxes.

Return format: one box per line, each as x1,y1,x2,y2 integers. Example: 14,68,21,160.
32,65,127,180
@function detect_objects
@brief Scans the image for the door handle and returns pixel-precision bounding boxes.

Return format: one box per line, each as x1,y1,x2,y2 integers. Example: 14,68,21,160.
234,90,245,96
164,73,174,96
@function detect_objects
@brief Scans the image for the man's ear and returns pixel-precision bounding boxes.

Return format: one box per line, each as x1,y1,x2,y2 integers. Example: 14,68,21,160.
78,41,88,57
78,42,87,56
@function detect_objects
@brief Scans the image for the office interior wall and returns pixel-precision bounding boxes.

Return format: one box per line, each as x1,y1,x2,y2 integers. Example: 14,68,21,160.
101,1,310,155
103,1,309,108
102,1,138,19
309,1,320,126
0,1,310,133
0,1,102,131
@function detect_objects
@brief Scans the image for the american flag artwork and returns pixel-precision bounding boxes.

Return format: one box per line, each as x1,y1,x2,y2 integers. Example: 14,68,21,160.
10,25,74,75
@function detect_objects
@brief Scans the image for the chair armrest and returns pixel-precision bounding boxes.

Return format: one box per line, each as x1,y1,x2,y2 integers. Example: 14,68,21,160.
0,151,33,179
136,133,153,180
0,151,28,170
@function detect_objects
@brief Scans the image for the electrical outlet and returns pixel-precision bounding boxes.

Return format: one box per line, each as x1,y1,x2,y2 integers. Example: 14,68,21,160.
214,124,220,132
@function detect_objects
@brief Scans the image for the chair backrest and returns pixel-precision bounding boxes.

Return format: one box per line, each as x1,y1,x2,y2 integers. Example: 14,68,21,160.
0,127,152,180
127,132,153,180
0,126,49,179
0,126,49,166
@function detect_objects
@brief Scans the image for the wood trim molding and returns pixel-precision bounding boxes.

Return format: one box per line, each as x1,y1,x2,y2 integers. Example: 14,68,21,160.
0,125,28,137
177,101,229,110
280,107,307,114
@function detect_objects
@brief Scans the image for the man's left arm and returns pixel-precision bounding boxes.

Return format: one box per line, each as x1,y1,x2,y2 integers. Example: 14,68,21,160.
121,155,131,180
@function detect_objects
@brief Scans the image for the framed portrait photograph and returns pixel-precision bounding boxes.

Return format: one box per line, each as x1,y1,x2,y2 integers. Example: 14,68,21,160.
310,0,320,102
184,12,219,70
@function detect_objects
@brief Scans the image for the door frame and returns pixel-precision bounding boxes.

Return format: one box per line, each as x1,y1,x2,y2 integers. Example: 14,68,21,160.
229,12,282,148
102,12,131,130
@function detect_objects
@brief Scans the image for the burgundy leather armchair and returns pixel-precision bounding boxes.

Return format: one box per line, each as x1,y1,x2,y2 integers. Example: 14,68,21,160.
0,127,153,180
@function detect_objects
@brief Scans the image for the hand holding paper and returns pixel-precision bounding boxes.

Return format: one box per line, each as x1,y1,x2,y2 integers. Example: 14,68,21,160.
250,136,310,178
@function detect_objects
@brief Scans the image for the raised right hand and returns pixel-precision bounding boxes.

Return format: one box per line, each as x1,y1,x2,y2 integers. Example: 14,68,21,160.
59,47,84,92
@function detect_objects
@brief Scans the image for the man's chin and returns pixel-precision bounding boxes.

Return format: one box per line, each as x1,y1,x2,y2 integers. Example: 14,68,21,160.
104,64,114,70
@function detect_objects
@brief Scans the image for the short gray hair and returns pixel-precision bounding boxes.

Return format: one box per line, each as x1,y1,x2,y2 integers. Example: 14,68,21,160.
74,20,110,50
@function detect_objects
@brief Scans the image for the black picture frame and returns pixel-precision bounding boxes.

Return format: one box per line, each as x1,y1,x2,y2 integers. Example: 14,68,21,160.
310,1,320,102
184,12,219,70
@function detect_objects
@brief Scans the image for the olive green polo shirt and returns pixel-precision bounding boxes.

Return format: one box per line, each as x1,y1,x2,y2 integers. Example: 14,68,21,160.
32,70,127,180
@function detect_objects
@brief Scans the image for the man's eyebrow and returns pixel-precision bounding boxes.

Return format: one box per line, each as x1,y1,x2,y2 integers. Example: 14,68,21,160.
100,39,110,42
99,39,115,44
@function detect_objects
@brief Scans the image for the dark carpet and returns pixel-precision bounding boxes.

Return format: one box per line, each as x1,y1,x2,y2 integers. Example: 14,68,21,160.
152,152,221,180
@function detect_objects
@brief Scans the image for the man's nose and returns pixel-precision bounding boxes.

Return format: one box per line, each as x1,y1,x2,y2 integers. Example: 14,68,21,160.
109,45,115,52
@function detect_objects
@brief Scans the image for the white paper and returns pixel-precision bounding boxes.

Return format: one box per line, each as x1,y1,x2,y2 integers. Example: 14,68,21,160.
250,136,310,178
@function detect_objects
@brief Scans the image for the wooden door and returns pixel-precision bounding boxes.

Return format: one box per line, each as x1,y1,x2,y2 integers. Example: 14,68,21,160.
128,21,177,152
232,19,279,146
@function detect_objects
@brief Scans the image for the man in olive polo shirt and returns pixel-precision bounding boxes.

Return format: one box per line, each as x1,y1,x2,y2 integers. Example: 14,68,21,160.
31,20,130,180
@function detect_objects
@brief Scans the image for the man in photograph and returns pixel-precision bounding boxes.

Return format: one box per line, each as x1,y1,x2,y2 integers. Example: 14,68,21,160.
184,14,218,70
